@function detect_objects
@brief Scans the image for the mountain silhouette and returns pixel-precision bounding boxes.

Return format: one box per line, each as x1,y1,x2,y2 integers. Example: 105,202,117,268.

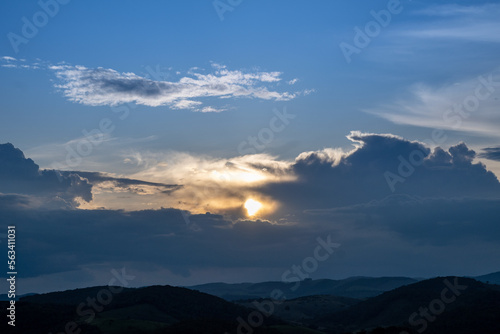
314,277,500,333
188,276,419,301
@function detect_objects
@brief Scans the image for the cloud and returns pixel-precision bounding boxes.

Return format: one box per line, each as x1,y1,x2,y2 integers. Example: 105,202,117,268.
0,143,93,207
61,171,182,195
480,147,500,161
5,206,329,283
8,132,499,217
363,4,500,66
367,69,500,137
0,56,41,69
200,106,226,113
2,135,500,292
402,4,500,43
0,193,33,209
0,143,185,209
47,62,299,111
301,194,500,272
32,131,497,216
298,195,500,282
78,132,500,216
413,4,495,17
109,150,292,213
6,193,500,293
260,132,500,212
0,57,308,111
24,134,159,174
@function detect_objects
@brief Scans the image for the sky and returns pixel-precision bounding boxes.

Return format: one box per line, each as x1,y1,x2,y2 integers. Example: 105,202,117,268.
0,0,500,294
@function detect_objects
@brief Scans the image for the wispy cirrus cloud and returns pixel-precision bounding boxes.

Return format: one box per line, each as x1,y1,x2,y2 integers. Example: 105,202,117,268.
366,69,500,137
413,3,497,17
0,56,40,69
400,4,500,43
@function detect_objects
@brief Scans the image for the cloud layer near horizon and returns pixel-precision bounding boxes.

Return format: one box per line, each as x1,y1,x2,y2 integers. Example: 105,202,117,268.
1,133,500,292
4,193,500,293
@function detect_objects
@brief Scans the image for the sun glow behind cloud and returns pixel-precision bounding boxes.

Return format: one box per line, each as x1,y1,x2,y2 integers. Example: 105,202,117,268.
69,151,293,215
244,199,262,216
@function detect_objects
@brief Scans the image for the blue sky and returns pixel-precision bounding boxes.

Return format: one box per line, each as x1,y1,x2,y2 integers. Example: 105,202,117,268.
2,0,499,162
1,0,500,293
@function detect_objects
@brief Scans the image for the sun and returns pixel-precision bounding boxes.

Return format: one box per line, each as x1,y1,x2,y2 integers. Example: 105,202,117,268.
244,199,263,216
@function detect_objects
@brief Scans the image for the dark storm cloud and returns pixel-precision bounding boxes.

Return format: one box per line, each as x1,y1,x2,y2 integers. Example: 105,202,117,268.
2,134,500,289
479,146,500,161
262,132,500,211
5,207,321,279
0,193,32,209
306,194,500,245
0,143,183,208
0,143,92,206
4,196,500,286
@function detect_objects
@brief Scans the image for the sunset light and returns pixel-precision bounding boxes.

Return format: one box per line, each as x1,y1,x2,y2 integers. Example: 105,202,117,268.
244,198,262,216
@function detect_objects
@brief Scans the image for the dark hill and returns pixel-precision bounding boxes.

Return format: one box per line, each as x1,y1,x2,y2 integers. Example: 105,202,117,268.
21,285,253,322
315,276,500,334
238,294,360,324
475,271,500,285
2,285,305,334
188,276,419,301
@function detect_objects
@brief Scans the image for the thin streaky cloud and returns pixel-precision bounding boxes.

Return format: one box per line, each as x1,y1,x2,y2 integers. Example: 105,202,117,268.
412,4,497,17
398,4,500,43
399,23,500,43
366,70,500,138
479,147,500,162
